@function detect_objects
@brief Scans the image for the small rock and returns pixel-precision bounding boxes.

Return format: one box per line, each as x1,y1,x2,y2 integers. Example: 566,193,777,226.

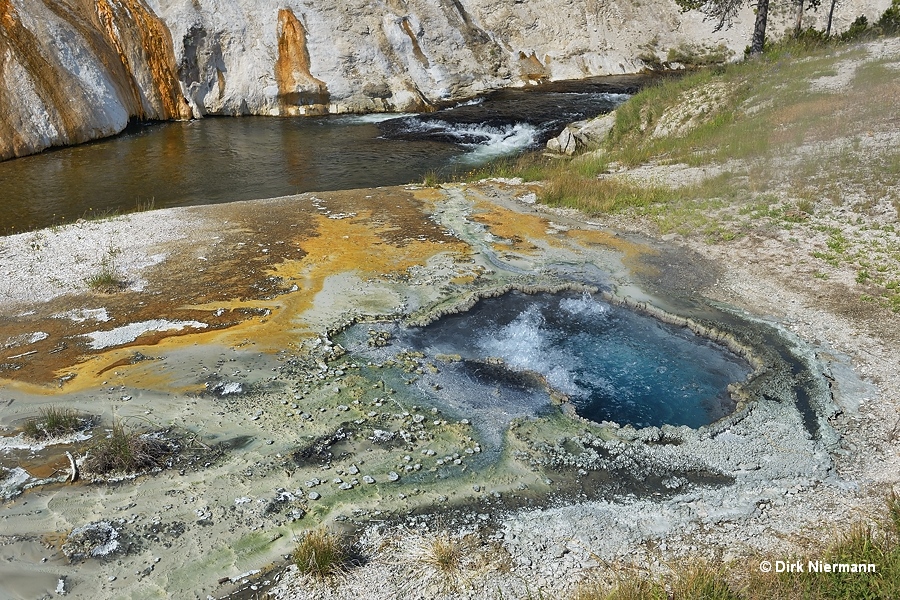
387,471,400,482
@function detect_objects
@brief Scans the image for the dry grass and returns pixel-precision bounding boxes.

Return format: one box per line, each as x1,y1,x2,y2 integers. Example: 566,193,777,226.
541,176,678,216
84,421,172,475
571,494,900,600
398,529,493,593
419,533,465,574
292,529,351,579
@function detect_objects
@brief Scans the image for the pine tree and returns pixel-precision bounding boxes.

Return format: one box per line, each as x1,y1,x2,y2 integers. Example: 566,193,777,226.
676,0,770,54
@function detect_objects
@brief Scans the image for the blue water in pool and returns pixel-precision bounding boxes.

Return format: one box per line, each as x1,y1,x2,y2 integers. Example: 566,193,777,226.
405,291,751,429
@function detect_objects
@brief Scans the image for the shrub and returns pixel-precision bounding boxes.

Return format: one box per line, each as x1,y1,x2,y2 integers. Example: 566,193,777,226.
84,421,171,475
792,27,830,50
22,406,84,440
292,529,350,579
839,16,872,42
877,0,900,35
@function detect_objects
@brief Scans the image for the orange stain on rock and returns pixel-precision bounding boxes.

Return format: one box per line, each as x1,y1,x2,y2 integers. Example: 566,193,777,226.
0,188,467,393
471,199,561,253
275,8,329,115
566,228,659,274
0,0,190,159
94,0,192,120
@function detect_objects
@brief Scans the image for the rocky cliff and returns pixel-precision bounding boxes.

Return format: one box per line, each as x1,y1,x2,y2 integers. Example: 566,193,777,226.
0,0,888,160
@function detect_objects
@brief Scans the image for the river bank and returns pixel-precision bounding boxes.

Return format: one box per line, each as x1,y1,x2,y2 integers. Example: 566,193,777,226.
0,172,895,598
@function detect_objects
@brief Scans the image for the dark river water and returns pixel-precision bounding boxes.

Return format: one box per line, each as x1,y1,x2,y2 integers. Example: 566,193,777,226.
0,76,646,234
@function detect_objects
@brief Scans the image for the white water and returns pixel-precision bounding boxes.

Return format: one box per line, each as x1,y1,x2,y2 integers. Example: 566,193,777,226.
478,304,587,397
334,113,417,124
455,122,542,164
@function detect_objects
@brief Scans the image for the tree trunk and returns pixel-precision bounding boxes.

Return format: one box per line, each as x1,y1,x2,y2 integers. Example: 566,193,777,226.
751,0,770,54
794,0,806,35
826,0,838,36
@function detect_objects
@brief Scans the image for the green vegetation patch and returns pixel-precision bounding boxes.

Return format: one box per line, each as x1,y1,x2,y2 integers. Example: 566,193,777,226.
540,177,677,216
22,406,88,440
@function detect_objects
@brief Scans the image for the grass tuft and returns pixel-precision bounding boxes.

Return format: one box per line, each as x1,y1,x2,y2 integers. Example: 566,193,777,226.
22,406,85,440
85,266,124,292
422,170,443,188
292,529,351,579
84,421,171,475
133,197,155,213
420,533,464,574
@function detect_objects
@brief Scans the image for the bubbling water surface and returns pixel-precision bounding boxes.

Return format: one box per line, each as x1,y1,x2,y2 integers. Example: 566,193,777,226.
404,291,751,428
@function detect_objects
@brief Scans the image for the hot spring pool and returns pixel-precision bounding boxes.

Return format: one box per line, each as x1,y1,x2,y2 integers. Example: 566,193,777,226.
399,291,751,429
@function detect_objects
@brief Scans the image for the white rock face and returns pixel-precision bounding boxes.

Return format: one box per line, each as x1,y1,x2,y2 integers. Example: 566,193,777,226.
0,0,890,160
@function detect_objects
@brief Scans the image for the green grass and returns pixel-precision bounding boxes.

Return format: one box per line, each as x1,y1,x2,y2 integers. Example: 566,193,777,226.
84,421,171,475
458,43,875,223
292,529,351,579
85,244,125,292
422,170,443,188
22,406,85,440
85,266,123,291
752,494,900,599
462,154,551,183
540,177,678,216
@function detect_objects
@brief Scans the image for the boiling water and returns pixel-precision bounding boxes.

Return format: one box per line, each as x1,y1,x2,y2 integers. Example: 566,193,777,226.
403,292,751,429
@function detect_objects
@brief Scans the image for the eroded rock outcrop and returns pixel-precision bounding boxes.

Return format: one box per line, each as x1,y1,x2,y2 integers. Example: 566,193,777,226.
0,0,889,160
0,0,190,160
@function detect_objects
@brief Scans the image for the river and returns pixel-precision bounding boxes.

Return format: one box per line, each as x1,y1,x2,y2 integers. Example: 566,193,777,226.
0,75,647,234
